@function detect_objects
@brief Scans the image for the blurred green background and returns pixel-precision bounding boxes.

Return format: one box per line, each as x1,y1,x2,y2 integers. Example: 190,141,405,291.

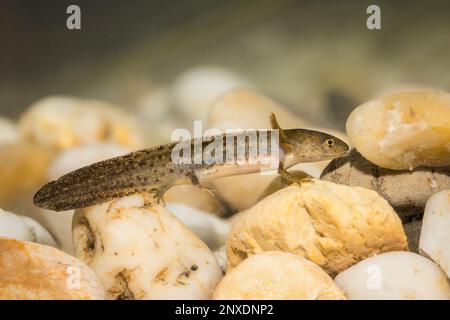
1,0,449,128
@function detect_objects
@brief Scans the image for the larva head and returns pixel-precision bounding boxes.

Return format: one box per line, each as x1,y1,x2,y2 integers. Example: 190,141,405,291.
283,129,349,162
269,112,349,162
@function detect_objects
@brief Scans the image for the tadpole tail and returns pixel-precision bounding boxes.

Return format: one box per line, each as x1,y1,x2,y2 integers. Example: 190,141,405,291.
33,151,155,212
33,179,147,212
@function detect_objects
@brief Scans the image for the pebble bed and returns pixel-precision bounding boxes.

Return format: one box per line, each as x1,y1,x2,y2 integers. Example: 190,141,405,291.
0,77,449,300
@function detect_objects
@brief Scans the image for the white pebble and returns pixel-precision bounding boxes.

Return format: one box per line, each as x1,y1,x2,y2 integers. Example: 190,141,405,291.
213,245,227,273
335,251,450,300
165,203,230,250
0,208,57,247
172,66,250,122
73,194,222,299
48,143,130,180
0,118,19,145
419,190,450,278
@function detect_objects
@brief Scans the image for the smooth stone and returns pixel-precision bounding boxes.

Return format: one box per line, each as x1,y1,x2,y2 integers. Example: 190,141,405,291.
227,180,407,276
419,190,450,278
72,193,222,300
335,252,450,300
321,149,450,218
213,251,346,300
0,238,104,299
346,90,450,170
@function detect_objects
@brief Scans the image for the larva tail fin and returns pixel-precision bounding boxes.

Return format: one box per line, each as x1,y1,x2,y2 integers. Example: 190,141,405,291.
269,112,292,153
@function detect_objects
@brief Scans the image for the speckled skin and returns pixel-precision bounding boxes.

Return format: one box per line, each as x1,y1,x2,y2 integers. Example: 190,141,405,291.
34,116,348,211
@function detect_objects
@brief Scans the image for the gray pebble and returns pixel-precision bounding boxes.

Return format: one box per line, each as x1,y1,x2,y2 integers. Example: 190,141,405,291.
321,149,450,219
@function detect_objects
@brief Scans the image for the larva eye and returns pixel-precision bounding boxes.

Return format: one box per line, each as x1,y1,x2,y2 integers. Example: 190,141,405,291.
325,139,334,147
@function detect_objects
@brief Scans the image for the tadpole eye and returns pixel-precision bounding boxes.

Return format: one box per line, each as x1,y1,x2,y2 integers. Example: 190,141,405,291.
326,139,334,147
